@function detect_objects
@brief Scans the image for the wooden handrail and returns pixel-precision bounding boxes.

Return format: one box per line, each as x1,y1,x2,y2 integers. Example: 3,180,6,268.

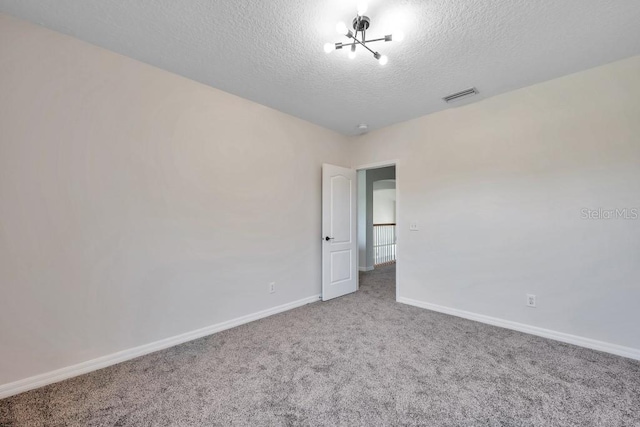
373,223,396,226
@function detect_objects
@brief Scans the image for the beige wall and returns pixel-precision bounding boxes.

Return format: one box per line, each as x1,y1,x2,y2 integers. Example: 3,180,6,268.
350,55,640,351
0,14,348,385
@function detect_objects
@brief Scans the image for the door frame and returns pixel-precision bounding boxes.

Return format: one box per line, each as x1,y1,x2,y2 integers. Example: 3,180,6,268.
354,159,400,302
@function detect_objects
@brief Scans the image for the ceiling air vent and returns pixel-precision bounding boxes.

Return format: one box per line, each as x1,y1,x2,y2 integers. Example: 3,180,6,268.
443,87,479,103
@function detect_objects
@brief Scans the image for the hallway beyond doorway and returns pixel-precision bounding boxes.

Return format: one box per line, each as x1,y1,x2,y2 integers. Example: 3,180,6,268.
357,165,396,271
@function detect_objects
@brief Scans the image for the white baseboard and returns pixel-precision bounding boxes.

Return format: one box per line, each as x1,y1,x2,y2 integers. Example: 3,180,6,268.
359,266,374,272
0,294,321,399
398,297,640,361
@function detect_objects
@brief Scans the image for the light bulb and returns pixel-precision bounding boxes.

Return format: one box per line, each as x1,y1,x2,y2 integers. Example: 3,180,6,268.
357,2,368,16
378,55,388,65
324,43,334,54
336,21,349,36
394,31,405,42
349,44,357,59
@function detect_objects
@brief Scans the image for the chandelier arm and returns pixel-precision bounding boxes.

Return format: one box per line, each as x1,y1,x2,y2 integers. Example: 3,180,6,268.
337,38,387,48
351,36,377,56
364,37,387,43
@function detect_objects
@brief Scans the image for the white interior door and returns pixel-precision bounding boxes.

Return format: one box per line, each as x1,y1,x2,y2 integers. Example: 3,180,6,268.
322,164,357,301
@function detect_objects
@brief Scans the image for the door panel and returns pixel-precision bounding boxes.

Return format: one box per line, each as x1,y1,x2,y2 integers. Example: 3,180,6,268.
330,175,351,242
330,250,352,283
322,164,357,301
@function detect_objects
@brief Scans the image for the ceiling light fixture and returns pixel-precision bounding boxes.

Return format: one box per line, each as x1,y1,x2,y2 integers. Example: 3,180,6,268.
324,2,397,65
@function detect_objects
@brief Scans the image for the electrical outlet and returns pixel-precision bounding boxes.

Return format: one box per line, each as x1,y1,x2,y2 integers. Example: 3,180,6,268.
526,294,536,308
269,282,276,294
409,222,419,231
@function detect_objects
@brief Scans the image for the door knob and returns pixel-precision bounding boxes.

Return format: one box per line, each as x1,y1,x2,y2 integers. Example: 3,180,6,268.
325,236,335,241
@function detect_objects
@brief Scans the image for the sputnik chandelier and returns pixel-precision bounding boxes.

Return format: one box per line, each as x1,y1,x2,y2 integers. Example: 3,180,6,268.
323,2,403,65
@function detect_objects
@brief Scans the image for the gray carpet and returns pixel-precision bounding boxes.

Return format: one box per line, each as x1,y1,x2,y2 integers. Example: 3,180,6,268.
1,264,639,426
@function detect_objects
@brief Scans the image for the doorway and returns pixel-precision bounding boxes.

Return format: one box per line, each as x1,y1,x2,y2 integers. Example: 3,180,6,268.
356,162,398,299
320,161,399,302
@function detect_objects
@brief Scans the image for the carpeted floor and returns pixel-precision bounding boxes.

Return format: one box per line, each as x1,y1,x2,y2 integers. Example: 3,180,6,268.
1,264,639,426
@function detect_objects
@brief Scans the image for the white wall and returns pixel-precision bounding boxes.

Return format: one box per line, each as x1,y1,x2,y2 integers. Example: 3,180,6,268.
373,180,396,224
350,55,640,352
0,14,349,386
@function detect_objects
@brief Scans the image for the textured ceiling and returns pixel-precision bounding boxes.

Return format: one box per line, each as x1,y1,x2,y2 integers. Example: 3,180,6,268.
1,0,640,135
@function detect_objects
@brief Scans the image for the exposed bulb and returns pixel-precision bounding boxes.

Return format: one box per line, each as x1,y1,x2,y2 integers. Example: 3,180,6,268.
378,55,388,65
357,2,368,16
348,44,357,59
394,31,405,43
324,43,334,54
336,21,349,36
